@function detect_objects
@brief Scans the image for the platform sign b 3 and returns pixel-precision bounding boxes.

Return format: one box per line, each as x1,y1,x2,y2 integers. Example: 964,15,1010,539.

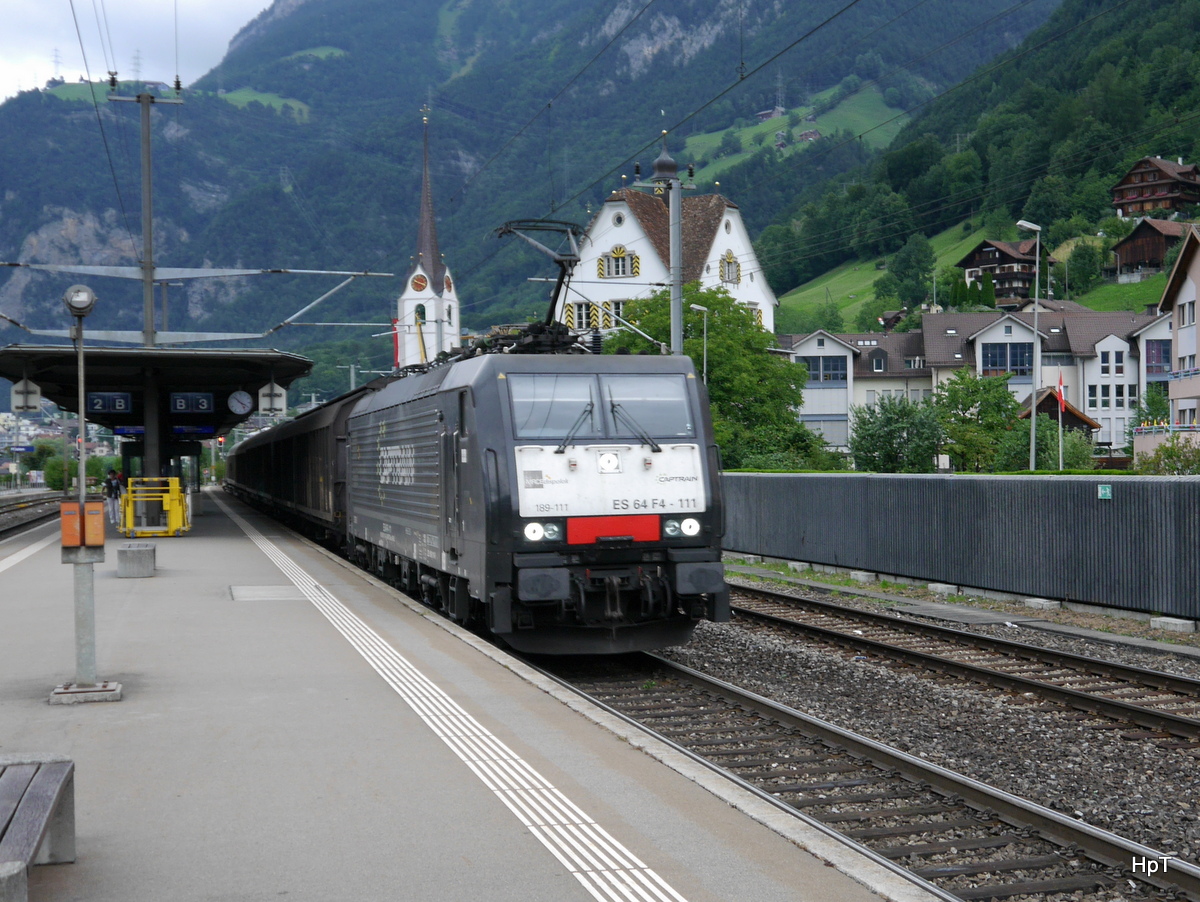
11,378,40,413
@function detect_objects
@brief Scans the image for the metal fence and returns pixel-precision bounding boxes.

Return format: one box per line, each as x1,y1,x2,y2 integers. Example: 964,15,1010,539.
722,473,1200,619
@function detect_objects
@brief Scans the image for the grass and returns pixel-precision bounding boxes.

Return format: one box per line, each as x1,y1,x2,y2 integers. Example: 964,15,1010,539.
1072,273,1166,311
686,87,908,183
778,223,990,327
219,88,310,122
283,47,346,61
776,220,1169,330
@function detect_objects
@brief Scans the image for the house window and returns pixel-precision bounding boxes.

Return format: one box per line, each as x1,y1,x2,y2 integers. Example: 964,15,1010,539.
1088,385,1097,409
872,357,884,372
981,342,1032,377
1147,339,1171,373
1004,325,1013,335
904,357,925,369
1101,384,1111,409
800,356,847,384
1100,351,1110,375
1114,350,1124,376
721,250,740,284
1115,384,1125,409
1129,384,1138,405
817,337,825,348
599,245,637,278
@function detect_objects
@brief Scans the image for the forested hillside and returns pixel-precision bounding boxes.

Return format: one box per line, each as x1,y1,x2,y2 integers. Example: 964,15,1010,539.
0,0,1057,358
751,0,1200,310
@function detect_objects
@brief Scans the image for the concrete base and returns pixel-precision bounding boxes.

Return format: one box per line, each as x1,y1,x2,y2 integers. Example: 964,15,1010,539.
0,860,27,902
849,570,875,584
117,543,156,578
48,682,123,705
928,582,958,596
1150,616,1197,633
1063,601,1151,622
1024,598,1062,611
786,561,809,573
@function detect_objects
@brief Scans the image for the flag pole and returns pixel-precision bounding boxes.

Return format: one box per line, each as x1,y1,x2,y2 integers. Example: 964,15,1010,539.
1057,373,1064,471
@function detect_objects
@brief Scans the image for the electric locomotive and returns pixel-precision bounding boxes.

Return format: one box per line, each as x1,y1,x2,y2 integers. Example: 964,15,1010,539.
226,340,728,654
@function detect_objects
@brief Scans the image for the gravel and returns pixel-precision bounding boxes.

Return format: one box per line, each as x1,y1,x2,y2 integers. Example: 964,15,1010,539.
660,613,1200,863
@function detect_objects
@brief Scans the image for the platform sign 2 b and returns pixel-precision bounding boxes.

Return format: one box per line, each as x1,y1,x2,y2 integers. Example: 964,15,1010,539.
87,392,132,413
170,392,214,413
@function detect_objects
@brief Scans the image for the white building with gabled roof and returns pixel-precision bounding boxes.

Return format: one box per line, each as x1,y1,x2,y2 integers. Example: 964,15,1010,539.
563,181,776,336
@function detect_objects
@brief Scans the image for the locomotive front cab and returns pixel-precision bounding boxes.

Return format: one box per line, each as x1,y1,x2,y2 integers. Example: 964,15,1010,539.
496,359,727,652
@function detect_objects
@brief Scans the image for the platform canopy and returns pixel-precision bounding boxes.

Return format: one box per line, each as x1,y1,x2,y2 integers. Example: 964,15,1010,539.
0,344,312,441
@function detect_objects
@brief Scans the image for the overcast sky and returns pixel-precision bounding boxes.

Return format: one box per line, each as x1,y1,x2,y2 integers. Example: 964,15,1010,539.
0,0,269,103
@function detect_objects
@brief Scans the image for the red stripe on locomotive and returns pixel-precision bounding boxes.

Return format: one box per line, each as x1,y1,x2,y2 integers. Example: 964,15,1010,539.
567,515,658,545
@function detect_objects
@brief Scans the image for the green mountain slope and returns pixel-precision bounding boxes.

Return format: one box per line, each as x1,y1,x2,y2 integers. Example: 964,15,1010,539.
0,0,1058,353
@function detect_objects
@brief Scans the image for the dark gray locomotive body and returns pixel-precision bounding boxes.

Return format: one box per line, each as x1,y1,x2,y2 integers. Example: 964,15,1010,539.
226,352,728,654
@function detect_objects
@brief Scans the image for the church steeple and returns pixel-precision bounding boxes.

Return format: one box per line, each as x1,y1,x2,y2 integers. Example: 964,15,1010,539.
414,106,445,291
395,106,459,368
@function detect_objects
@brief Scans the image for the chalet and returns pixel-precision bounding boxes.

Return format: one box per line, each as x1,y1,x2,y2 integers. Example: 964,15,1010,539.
1110,218,1191,275
567,177,777,334
1111,156,1200,218
956,239,1058,302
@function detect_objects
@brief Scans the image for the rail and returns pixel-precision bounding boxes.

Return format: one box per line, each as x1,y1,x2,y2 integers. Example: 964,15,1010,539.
542,654,1200,901
731,585,1200,743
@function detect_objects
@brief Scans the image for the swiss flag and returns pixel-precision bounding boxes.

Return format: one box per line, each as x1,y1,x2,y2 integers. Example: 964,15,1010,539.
1058,372,1065,412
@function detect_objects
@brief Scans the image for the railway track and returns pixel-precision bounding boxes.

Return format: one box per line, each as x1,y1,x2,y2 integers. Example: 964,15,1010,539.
0,492,59,537
545,654,1199,902
731,586,1200,747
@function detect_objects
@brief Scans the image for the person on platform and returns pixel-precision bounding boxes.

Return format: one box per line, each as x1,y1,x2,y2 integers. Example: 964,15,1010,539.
102,469,123,525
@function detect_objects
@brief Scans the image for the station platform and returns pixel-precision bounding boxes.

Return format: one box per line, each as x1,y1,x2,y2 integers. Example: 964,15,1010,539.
0,490,937,902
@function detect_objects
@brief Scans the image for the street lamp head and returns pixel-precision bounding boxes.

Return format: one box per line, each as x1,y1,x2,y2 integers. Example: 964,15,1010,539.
62,284,97,318
689,304,708,313
1016,219,1041,232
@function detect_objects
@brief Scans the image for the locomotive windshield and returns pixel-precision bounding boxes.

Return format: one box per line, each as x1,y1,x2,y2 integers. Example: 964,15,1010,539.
509,375,603,440
509,373,694,440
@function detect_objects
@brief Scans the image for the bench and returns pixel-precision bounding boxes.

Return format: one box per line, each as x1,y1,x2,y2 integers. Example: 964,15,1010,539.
117,542,156,578
0,756,75,902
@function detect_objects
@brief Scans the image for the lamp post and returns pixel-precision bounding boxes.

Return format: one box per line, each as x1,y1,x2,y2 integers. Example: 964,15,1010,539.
1016,220,1041,471
52,285,121,703
689,303,709,383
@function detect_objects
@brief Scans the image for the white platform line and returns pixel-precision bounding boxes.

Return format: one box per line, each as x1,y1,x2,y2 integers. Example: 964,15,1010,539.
216,496,689,902
0,533,58,578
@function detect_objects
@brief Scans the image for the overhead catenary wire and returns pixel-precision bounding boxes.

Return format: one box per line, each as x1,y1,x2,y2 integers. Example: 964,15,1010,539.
67,0,140,260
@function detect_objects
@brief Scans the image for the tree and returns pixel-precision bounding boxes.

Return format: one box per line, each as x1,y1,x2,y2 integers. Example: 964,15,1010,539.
1126,383,1171,450
1135,433,1200,475
717,129,742,157
604,284,830,468
1066,242,1103,295
848,396,942,473
933,368,1020,471
890,233,935,307
992,414,1094,471
979,272,996,308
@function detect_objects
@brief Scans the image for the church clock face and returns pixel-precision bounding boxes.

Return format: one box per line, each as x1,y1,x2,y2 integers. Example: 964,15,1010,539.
412,274,428,292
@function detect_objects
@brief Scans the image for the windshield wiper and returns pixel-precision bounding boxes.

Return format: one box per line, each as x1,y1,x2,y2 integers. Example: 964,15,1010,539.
555,400,594,453
609,391,661,452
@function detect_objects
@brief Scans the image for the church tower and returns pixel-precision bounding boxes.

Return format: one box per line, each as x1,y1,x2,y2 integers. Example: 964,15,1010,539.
395,110,459,367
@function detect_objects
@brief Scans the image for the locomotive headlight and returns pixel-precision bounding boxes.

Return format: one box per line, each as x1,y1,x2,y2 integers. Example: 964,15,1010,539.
523,521,562,542
663,519,682,537
680,517,701,536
